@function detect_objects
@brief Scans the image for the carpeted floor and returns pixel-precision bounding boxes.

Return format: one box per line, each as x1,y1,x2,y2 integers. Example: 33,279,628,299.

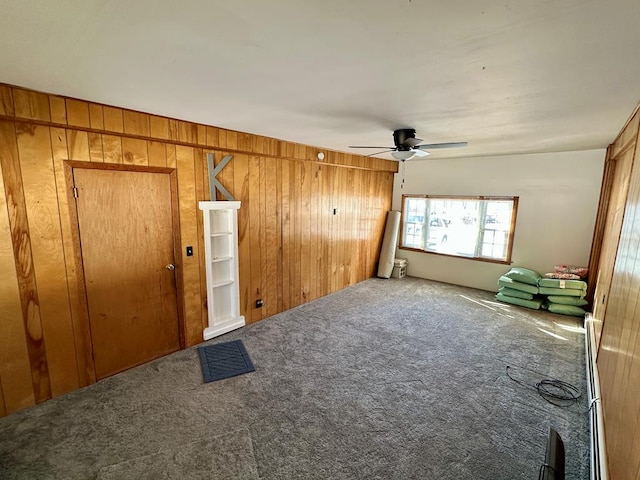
0,277,590,479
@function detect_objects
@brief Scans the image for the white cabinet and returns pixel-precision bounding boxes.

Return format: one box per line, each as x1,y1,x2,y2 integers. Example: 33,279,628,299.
199,201,245,340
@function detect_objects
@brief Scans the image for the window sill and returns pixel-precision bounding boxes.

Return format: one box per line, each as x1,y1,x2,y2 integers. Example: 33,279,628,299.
398,246,513,265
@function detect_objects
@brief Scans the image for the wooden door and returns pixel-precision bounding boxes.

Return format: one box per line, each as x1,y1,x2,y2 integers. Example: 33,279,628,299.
73,167,180,379
592,146,635,354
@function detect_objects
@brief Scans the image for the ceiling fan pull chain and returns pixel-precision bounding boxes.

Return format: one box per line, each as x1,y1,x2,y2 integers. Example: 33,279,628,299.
401,160,406,189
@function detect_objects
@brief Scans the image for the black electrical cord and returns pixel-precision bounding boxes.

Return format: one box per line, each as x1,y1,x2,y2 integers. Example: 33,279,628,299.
506,365,582,407
538,463,557,480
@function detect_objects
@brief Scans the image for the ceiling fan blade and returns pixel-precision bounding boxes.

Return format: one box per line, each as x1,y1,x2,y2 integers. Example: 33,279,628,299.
415,142,468,150
349,145,395,149
366,149,395,157
400,137,423,148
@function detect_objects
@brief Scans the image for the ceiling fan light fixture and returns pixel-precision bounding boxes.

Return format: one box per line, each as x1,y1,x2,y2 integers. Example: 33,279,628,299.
392,150,417,161
412,149,430,158
391,149,430,161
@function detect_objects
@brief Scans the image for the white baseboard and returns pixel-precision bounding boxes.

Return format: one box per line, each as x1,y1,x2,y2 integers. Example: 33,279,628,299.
203,316,246,341
585,314,608,480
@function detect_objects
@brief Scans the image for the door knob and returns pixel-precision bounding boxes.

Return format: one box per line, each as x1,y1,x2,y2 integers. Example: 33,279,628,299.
166,264,176,271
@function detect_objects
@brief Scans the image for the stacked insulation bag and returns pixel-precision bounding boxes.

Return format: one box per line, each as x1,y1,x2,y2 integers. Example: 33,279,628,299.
496,267,544,310
540,265,588,317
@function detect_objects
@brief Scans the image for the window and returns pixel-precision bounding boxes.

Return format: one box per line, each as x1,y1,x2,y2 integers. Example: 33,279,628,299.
400,195,518,263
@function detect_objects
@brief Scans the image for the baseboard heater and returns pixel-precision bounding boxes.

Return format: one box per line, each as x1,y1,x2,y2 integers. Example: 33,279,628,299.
584,314,608,480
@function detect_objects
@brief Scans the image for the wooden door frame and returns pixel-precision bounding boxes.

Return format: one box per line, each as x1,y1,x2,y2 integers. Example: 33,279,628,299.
63,161,186,384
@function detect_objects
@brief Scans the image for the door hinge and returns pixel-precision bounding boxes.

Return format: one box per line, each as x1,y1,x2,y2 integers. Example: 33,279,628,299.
73,187,79,198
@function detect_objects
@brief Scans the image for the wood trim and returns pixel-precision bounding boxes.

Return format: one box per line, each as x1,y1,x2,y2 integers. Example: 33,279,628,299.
401,194,517,201
170,168,186,348
587,146,615,306
63,161,188,372
505,196,519,264
398,246,513,265
65,160,174,175
0,114,396,173
0,121,52,403
62,160,96,385
0,377,5,417
610,102,640,150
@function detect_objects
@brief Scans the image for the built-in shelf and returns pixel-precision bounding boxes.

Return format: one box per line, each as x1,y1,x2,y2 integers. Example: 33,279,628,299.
199,201,245,341
211,279,234,288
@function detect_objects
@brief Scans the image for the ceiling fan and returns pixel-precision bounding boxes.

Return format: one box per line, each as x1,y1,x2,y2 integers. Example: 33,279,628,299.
349,129,468,161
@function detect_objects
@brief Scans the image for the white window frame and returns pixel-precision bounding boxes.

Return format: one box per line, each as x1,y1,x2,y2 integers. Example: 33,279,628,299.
399,195,519,264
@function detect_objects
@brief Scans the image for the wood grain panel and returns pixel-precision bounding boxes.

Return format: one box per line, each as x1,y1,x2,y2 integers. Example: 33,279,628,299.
205,127,218,147
611,109,640,158
300,161,311,303
0,144,36,413
123,110,150,137
15,124,79,396
150,115,169,140
234,154,251,319
0,121,51,403
0,85,15,116
592,146,635,352
51,131,96,386
66,130,90,161
168,119,179,141
331,164,344,294
248,156,262,323
122,137,148,166
598,134,640,480
197,125,206,146
309,163,321,300
103,106,124,133
194,149,207,333
148,141,167,167
280,159,292,310
320,165,334,298
175,146,202,346
0,83,396,416
88,133,104,162
177,121,196,144
102,135,123,164
89,104,104,130
12,89,50,122
258,157,268,317
166,144,176,168
49,96,67,124
66,99,90,128
291,161,302,307
264,157,280,316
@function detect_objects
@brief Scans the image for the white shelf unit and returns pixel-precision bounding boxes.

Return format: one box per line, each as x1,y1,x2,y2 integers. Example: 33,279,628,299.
199,201,245,340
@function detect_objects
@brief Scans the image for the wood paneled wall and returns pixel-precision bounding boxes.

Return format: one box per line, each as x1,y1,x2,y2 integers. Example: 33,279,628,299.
589,108,639,349
0,84,397,416
593,104,640,480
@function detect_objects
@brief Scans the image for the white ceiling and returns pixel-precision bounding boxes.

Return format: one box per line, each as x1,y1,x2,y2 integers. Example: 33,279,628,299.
1,0,639,160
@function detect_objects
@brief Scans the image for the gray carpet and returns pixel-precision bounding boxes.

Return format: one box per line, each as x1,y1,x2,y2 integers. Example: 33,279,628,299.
0,277,589,479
